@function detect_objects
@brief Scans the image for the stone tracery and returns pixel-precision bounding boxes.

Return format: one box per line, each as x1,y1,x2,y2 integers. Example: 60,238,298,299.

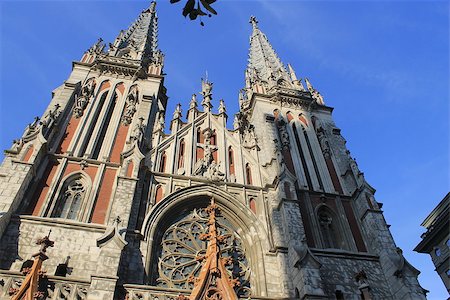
155,204,251,298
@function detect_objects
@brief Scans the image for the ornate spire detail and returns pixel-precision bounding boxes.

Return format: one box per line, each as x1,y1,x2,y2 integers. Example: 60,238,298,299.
218,99,226,115
177,198,239,300
201,78,213,112
10,233,54,300
246,16,291,89
305,78,325,105
189,94,198,109
109,1,159,63
288,63,306,91
173,103,182,120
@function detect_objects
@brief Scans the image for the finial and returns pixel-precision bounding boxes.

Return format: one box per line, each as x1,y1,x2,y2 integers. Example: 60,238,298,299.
201,77,213,111
288,64,297,81
173,103,182,119
218,99,226,114
249,16,259,29
189,94,198,109
149,1,157,13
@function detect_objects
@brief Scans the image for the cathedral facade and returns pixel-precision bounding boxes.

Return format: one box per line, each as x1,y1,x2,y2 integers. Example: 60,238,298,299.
0,3,427,300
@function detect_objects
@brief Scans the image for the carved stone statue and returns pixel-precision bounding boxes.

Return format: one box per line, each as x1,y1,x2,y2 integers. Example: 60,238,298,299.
201,78,213,111
316,127,331,158
73,79,96,118
122,87,139,125
276,116,290,150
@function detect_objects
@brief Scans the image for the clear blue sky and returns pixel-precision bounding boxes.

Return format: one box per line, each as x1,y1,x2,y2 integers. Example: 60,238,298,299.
0,1,448,298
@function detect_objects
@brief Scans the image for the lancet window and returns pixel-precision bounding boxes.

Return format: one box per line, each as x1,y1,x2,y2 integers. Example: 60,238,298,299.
154,206,251,297
52,176,88,220
317,206,343,249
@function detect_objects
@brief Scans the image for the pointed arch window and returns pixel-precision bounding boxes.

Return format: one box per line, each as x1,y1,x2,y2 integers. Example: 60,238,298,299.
228,146,235,175
317,206,343,249
245,163,252,185
159,152,167,173
92,90,118,159
52,177,87,220
210,130,217,145
178,139,185,169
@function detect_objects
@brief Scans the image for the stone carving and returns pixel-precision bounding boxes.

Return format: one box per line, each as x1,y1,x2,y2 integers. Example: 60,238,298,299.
305,78,325,106
218,99,226,115
235,110,258,149
201,78,213,111
154,111,165,132
157,201,250,298
73,79,96,118
189,94,198,109
194,129,225,181
172,103,182,120
275,115,290,150
316,127,331,158
129,117,146,147
121,86,139,126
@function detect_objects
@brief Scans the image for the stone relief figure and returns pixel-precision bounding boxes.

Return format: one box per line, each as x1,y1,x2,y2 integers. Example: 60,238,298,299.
316,127,331,158
128,117,146,147
40,104,61,129
236,110,258,149
73,79,96,118
305,78,325,106
276,116,290,150
154,111,165,132
121,86,139,125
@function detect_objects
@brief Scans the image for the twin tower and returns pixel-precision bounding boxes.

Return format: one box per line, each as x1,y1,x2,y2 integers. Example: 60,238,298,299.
0,3,426,300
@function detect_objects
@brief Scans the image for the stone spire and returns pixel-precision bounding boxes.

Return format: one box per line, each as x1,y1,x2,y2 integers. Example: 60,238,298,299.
109,1,159,63
177,198,239,300
246,16,291,88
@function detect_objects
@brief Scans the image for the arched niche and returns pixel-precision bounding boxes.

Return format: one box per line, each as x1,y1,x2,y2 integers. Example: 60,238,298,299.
141,184,269,296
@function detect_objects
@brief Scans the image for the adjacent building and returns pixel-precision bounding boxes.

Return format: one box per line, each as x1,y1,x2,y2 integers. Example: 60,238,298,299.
415,192,450,294
0,3,427,299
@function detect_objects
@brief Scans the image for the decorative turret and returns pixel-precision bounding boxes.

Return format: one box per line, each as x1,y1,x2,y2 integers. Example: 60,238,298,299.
305,78,325,105
288,63,306,91
171,103,183,132
187,94,199,122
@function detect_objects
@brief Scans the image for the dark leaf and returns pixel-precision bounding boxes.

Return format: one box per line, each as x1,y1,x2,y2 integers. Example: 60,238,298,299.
197,2,207,16
183,0,196,17
205,0,216,3
200,21,205,26
189,10,199,20
200,0,217,15
170,0,181,3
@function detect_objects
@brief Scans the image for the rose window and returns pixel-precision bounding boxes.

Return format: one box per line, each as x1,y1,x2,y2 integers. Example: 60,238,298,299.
156,207,251,297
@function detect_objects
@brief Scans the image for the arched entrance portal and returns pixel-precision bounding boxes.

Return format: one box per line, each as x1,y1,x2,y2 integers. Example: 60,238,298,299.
141,185,269,297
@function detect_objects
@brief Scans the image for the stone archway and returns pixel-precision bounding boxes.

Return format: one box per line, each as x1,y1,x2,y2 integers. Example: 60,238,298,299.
141,184,270,296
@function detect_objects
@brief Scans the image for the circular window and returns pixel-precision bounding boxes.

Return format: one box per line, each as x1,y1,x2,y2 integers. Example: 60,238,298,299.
435,248,441,257
155,206,251,297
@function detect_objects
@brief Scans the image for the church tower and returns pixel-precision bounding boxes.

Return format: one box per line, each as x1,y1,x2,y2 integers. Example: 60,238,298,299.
0,4,426,300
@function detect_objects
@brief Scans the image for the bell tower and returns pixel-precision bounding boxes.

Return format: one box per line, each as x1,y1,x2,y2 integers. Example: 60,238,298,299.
0,2,167,299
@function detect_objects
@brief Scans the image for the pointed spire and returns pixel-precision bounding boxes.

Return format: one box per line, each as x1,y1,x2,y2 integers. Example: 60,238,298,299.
288,64,306,91
305,78,325,105
110,1,159,63
189,94,198,109
246,16,291,88
173,103,182,120
218,99,226,115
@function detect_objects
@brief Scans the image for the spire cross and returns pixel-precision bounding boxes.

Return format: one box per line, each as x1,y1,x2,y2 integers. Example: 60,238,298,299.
249,16,259,29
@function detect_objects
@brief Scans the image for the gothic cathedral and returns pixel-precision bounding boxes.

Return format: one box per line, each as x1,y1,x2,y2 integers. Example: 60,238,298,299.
0,3,426,300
